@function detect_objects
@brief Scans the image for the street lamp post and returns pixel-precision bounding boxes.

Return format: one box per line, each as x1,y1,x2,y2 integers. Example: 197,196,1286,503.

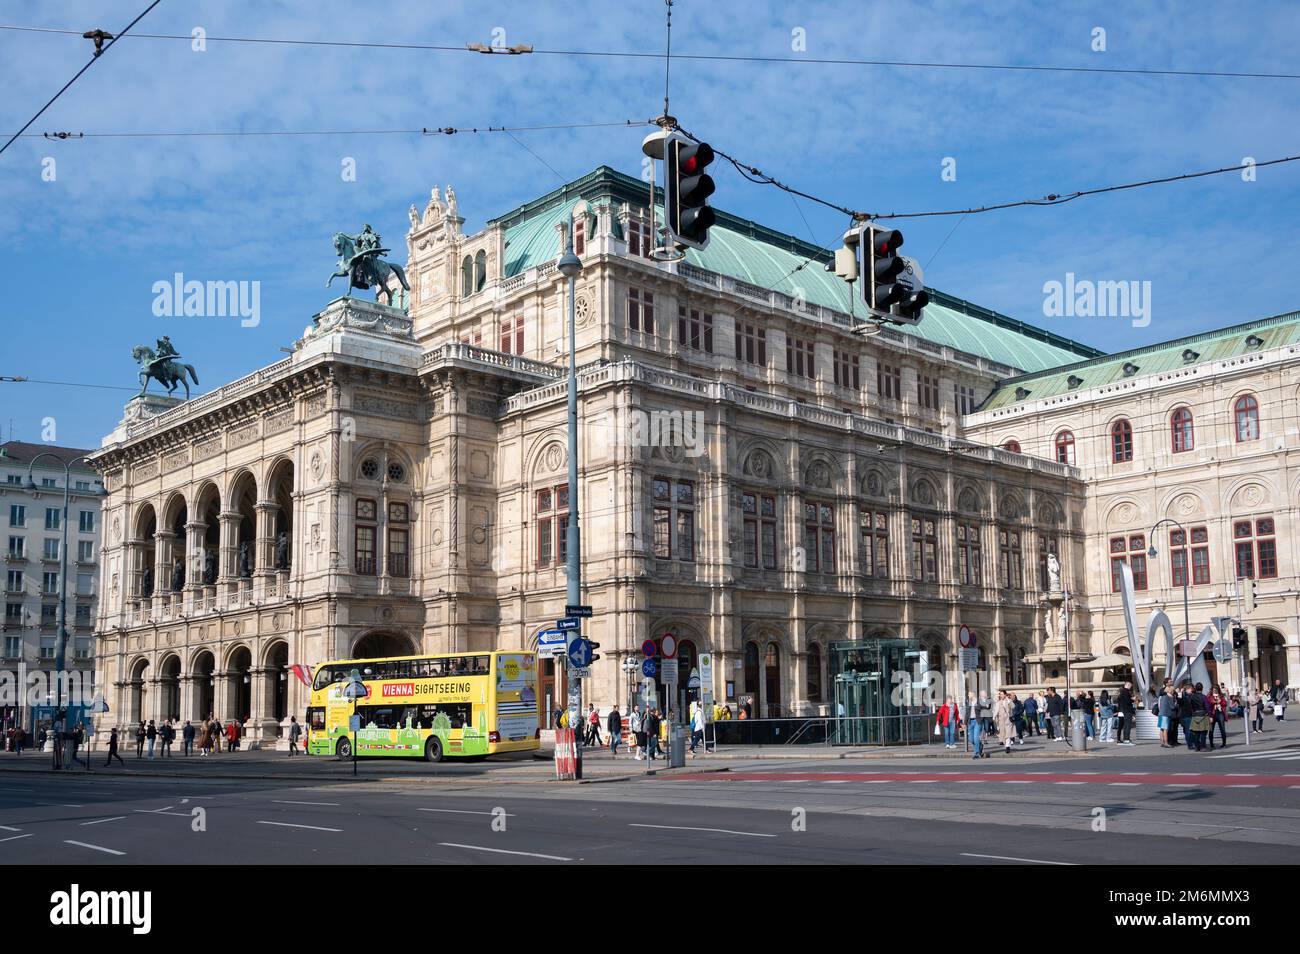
24,453,104,770
557,230,584,780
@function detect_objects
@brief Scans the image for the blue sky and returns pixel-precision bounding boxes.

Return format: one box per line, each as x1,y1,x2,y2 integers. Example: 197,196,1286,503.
3,0,1300,448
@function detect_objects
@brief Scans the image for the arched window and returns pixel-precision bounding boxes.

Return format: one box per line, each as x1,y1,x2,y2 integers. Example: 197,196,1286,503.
806,644,822,702
460,256,473,298
1054,430,1075,466
1003,440,1021,454
1234,395,1259,442
473,250,487,292
1111,419,1133,462
1171,407,1195,453
573,216,586,256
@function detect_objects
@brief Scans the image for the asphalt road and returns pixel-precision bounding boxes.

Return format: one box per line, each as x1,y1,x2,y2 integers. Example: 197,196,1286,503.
2,736,1298,864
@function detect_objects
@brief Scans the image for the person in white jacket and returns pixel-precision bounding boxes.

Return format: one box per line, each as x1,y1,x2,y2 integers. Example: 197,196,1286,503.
629,705,645,760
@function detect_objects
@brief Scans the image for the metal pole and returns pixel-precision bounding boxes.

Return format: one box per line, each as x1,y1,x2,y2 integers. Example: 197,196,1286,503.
558,232,584,780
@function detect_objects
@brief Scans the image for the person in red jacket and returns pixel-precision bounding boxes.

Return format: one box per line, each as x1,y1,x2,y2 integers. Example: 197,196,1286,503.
935,695,962,749
1208,685,1229,750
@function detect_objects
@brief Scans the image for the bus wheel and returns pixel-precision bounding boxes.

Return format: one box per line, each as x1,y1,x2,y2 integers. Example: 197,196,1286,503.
336,737,351,760
424,737,443,763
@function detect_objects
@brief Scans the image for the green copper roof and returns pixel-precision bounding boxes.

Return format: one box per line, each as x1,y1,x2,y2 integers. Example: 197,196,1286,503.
493,167,1100,373
980,309,1300,411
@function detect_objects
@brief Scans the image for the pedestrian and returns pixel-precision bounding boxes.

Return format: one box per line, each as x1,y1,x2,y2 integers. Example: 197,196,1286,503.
1023,692,1040,736
646,707,662,761
160,720,174,757
965,691,985,759
11,725,24,755
287,715,301,756
1208,685,1229,750
689,699,707,757
226,720,239,752
1116,681,1136,745
104,726,125,767
1190,682,1211,751
145,719,157,758
1087,690,1098,737
995,690,1015,755
1098,690,1114,742
1010,693,1026,742
1250,684,1265,733
182,720,195,756
1272,679,1287,721
1045,687,1065,741
630,705,645,761
935,695,961,749
135,720,146,758
1176,684,1195,750
606,704,622,757
586,704,602,748
1157,683,1176,747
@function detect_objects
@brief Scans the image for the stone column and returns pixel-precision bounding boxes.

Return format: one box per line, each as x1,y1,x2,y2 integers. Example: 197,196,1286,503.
212,669,229,722
153,530,176,613
178,675,196,730
254,502,278,591
218,511,240,598
247,666,276,746
184,520,207,604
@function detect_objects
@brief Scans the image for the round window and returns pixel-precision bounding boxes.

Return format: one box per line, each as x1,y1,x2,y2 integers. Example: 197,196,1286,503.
387,462,406,483
360,458,379,480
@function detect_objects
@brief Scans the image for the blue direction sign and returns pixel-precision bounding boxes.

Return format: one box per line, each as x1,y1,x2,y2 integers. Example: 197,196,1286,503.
557,618,581,631
642,658,658,678
567,639,594,668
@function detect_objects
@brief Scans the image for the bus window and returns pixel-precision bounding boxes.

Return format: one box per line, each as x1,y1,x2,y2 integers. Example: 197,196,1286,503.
471,656,489,674
307,707,326,731
452,657,470,675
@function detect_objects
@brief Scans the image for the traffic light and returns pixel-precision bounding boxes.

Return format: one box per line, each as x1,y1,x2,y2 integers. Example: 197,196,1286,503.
1243,578,1258,614
587,641,601,664
664,133,716,250
1232,626,1247,650
860,225,928,325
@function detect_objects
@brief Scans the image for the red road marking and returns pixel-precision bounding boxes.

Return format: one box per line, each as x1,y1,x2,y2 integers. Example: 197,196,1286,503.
676,771,1297,788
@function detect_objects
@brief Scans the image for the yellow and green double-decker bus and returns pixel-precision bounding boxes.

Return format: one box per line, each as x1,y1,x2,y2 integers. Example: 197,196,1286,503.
305,651,540,762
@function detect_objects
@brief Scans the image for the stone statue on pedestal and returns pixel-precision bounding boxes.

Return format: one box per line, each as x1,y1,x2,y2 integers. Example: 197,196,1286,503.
171,559,185,592
275,531,290,570
203,549,217,585
141,566,154,599
1047,553,1061,593
238,542,252,578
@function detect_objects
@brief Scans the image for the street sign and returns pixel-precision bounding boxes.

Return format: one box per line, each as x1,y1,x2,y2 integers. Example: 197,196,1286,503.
661,633,678,659
567,639,594,669
642,658,658,678
641,639,657,658
663,660,679,686
1178,639,1199,658
1214,639,1233,664
566,604,593,618
557,618,581,631
699,652,714,694
343,671,370,700
959,648,979,672
571,666,591,680
958,625,975,649
537,629,567,656
349,714,362,732
687,668,701,690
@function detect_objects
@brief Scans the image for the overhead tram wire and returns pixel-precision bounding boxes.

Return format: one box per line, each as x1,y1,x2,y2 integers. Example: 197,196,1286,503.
5,24,1300,81
0,0,164,158
14,118,656,141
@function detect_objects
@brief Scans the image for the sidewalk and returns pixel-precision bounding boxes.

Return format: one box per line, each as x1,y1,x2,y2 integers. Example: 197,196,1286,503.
3,717,1293,782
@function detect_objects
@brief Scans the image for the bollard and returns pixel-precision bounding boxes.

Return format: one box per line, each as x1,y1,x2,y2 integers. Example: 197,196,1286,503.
1071,711,1087,749
668,723,686,767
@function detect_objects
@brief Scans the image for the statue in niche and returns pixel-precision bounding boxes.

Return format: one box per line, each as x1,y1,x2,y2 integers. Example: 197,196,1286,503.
238,542,252,578
141,566,154,599
170,559,185,592
275,531,290,570
202,549,217,585
1046,553,1061,593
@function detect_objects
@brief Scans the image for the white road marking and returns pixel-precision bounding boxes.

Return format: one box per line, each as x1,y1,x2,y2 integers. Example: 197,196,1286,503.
1109,782,1141,786
1227,784,1260,789
0,833,33,843
64,840,125,856
272,800,340,807
0,825,21,832
81,816,126,826
417,808,514,816
437,842,571,861
132,809,190,817
256,820,342,833
630,823,776,838
961,853,1075,865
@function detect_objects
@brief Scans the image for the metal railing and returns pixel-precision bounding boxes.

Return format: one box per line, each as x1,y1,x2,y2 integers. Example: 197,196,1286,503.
708,713,943,747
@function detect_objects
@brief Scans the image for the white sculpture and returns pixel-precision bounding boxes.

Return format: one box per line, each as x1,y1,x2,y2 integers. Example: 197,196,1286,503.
1047,553,1061,592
